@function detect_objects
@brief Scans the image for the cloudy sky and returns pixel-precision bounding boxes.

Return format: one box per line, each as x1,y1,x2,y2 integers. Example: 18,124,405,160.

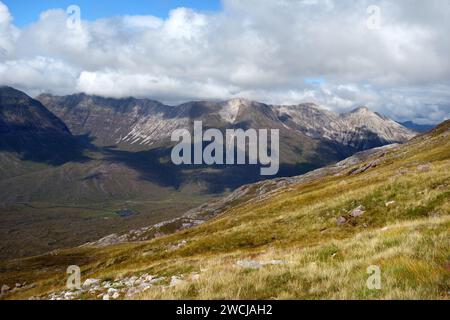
0,0,449,124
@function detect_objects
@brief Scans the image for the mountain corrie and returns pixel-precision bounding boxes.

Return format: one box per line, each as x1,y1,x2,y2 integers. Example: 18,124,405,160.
171,121,280,176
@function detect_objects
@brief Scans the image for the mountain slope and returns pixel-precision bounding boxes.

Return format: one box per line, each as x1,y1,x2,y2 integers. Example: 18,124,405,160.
0,87,85,165
37,93,171,149
1,121,448,300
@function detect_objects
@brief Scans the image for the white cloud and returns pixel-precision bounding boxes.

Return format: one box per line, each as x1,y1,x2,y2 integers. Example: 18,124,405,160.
0,1,18,57
0,0,449,123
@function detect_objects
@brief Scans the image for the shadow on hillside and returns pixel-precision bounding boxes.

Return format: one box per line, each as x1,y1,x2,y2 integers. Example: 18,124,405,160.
101,143,331,194
0,133,96,166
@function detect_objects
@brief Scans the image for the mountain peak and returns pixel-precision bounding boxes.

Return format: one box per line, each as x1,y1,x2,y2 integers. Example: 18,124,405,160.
226,98,253,106
350,106,371,114
219,98,252,123
0,86,32,99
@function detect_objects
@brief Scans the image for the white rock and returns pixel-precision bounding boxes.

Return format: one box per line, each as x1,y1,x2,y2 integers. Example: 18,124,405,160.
64,292,77,300
236,260,263,270
145,275,154,282
1,284,10,295
170,276,186,287
336,216,347,225
102,294,110,300
141,285,152,292
385,201,396,207
191,273,200,280
82,278,100,289
417,164,431,172
350,205,366,217
107,288,118,295
150,277,165,284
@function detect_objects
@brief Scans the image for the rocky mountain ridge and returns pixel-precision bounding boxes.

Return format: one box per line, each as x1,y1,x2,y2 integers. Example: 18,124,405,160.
38,93,416,152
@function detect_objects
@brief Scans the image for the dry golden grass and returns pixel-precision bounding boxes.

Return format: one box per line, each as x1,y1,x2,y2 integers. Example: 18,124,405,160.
137,216,449,300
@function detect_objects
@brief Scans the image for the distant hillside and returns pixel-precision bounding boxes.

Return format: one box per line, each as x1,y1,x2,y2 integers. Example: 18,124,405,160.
400,121,436,133
1,120,448,300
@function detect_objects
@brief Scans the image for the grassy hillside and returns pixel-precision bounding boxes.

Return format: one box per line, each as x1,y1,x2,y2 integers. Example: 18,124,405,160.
1,121,449,300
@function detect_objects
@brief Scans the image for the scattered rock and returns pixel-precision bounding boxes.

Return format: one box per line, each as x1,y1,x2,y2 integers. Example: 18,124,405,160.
236,260,263,270
417,164,431,172
170,276,186,287
41,267,207,299
64,292,78,300
150,277,165,285
108,288,118,294
349,159,381,175
350,205,365,217
172,240,188,250
385,201,396,207
1,284,10,295
83,278,100,289
144,275,153,282
266,260,286,266
236,259,286,270
191,273,200,281
336,216,347,225
396,168,410,176
125,288,138,297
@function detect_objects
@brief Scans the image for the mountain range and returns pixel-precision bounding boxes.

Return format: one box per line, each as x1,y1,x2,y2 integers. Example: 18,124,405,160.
0,86,421,259
38,93,415,153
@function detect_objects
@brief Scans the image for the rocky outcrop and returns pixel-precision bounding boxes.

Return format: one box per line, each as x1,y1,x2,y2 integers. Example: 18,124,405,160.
34,271,201,300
